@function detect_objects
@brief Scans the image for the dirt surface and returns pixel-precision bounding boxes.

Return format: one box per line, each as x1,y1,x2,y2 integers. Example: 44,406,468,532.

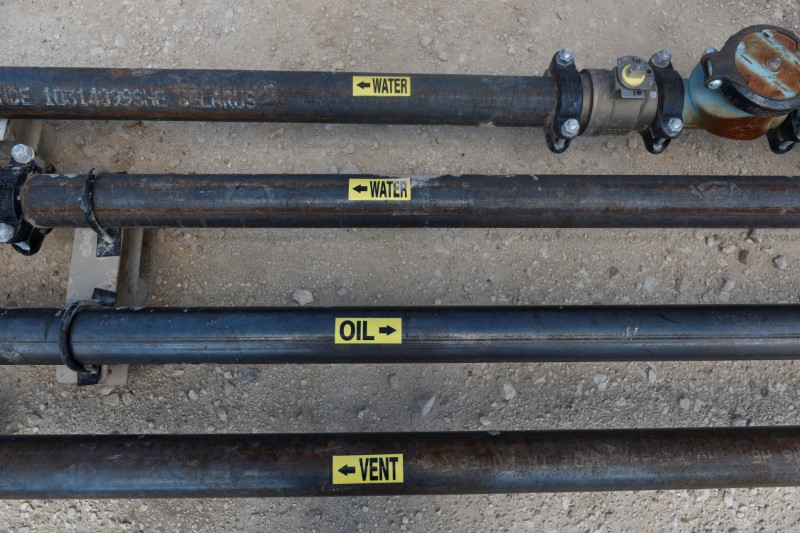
1,0,800,531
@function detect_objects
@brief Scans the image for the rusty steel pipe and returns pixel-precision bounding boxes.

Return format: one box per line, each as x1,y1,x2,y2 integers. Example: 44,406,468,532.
18,172,800,230
0,67,556,126
0,427,799,498
5,305,800,366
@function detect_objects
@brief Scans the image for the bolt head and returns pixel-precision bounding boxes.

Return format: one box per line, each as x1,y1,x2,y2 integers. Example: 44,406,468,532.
556,48,574,66
706,79,723,90
560,118,580,138
0,223,15,243
767,57,782,71
10,144,34,164
657,49,672,62
703,47,717,56
665,118,684,135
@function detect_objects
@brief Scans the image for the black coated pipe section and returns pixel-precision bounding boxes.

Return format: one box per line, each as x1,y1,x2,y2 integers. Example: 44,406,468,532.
4,306,800,366
0,67,555,125
20,172,800,229
0,427,798,498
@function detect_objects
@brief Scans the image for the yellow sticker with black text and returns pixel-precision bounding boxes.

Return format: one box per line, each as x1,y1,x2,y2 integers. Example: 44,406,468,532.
332,454,404,484
352,76,411,96
335,318,402,344
348,178,411,201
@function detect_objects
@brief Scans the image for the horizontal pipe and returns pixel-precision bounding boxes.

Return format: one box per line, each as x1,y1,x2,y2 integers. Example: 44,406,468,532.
20,172,800,229
0,427,798,498
0,67,555,126
4,306,800,366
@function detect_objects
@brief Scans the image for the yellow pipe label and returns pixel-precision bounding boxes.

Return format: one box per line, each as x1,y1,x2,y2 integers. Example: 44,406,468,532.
334,318,403,344
352,76,411,96
348,178,411,201
332,454,404,484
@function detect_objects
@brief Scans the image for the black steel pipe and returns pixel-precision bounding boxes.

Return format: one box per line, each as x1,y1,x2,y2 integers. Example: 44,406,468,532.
4,305,800,366
0,67,555,126
20,172,800,229
0,427,798,498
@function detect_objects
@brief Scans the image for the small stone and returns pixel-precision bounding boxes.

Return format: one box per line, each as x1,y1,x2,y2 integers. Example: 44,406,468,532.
679,396,691,410
507,45,516,56
748,228,763,244
293,289,314,306
497,377,516,400
721,279,735,292
593,374,609,391
216,407,228,422
224,383,235,396
187,389,199,401
121,392,135,406
342,143,356,154
731,416,749,427
647,368,656,383
719,243,737,255
626,136,638,150
437,50,448,61
331,61,344,70
339,162,360,174
608,266,619,279
738,249,755,266
27,414,42,426
361,505,369,513
605,141,616,150
706,235,720,248
389,374,399,389
479,415,491,426
420,36,433,47
676,277,687,293
102,393,120,407
100,385,114,396
336,287,348,297
774,255,788,270
240,368,259,385
418,393,437,416
224,8,234,18
643,276,659,294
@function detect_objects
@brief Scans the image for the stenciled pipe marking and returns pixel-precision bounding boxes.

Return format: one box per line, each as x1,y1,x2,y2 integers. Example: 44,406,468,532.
42,86,168,108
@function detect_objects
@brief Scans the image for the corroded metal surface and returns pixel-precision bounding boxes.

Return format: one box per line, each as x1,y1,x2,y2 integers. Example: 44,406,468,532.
18,172,800,230
0,427,797,497
736,29,800,101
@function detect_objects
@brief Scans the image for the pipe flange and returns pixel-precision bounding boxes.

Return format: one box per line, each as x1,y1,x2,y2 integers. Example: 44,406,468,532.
0,159,49,255
544,49,583,154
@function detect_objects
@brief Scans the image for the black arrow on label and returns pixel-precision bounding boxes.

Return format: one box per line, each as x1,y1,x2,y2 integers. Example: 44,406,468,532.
353,184,368,193
357,81,371,89
338,464,356,476
379,325,396,336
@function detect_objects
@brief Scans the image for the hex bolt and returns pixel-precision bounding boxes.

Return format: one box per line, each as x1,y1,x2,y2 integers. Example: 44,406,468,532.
767,57,782,71
556,48,574,66
10,144,35,164
560,118,580,138
665,118,684,136
0,223,15,243
706,79,723,90
703,47,717,55
650,49,672,68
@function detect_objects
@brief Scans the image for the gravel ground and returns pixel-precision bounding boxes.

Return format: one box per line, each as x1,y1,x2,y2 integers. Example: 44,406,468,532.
1,0,800,531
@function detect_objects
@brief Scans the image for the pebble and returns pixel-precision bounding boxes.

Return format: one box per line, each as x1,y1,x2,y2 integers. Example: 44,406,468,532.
240,368,259,385
437,50,448,61
418,393,437,416
626,136,638,150
216,407,228,422
748,228,763,243
121,392,135,406
293,289,314,306
479,415,491,426
730,416,749,427
647,368,656,383
336,287,348,297
102,393,120,407
643,276,659,294
679,396,691,410
738,249,754,266
187,389,199,401
608,266,619,279
342,143,356,154
719,243,737,255
389,374,399,389
224,8,234,18
774,255,788,270
497,377,516,401
339,162,360,174
706,235,720,249
593,374,609,391
420,36,433,47
721,279,735,293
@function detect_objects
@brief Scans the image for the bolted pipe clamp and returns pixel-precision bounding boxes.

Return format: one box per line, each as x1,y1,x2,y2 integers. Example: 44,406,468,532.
640,51,685,155
544,49,583,154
